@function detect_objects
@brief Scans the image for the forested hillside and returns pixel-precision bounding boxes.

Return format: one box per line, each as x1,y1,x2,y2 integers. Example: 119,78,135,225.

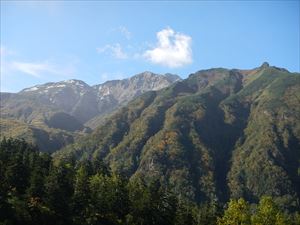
54,63,300,209
2,0,299,224
1,138,299,225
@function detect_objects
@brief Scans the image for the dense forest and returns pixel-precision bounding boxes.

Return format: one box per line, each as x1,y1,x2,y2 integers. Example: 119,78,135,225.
1,138,299,225
55,65,300,209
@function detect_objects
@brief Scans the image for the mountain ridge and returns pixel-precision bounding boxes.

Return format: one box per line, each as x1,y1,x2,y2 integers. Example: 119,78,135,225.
0,72,181,151
53,63,300,208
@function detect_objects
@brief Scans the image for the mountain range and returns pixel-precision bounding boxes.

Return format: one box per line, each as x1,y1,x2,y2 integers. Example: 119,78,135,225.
53,63,300,207
0,72,180,151
1,62,299,208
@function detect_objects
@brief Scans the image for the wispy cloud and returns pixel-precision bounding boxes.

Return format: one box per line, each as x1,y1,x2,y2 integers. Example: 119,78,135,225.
118,26,132,40
1,46,17,78
1,46,78,80
0,46,7,56
9,61,76,78
109,26,132,40
96,43,128,59
0,46,16,57
10,62,52,78
143,27,192,68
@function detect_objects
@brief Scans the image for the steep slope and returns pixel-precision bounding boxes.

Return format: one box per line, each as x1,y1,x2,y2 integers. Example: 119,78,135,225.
1,72,180,126
224,68,300,209
54,63,300,208
0,82,91,152
0,72,180,151
0,118,79,152
87,72,180,128
1,79,94,127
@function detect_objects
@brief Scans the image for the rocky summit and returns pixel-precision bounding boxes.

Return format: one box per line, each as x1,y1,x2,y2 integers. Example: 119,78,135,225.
0,72,180,151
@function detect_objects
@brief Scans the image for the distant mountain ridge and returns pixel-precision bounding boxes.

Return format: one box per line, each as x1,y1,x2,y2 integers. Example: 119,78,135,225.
14,72,181,124
0,72,181,151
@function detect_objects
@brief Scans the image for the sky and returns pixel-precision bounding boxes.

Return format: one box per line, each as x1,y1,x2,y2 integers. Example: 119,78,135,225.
1,1,299,93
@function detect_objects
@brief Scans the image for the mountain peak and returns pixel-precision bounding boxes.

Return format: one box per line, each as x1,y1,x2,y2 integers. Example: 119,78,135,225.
261,62,270,68
163,73,181,82
133,71,157,78
63,79,89,87
141,71,155,75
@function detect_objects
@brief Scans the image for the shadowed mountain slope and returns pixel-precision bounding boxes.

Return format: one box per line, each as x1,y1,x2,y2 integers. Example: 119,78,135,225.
0,72,180,152
54,63,300,208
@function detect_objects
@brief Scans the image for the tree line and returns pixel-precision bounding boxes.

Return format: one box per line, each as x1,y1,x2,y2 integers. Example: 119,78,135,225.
0,138,299,225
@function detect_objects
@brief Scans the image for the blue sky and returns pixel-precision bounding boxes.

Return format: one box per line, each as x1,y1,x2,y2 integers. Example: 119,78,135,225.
1,1,299,92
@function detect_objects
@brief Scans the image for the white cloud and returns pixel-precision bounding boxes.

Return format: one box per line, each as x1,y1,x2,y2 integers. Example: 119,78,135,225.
0,46,16,57
143,28,192,68
109,26,132,40
10,62,51,77
9,61,76,78
96,43,128,59
118,26,132,40
1,46,17,78
0,46,6,56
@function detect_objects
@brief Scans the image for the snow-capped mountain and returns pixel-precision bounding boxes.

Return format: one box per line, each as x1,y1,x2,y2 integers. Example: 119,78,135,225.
1,72,181,128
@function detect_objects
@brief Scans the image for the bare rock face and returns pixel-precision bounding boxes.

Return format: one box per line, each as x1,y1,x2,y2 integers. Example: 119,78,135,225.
0,72,180,152
92,72,181,118
1,72,181,128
